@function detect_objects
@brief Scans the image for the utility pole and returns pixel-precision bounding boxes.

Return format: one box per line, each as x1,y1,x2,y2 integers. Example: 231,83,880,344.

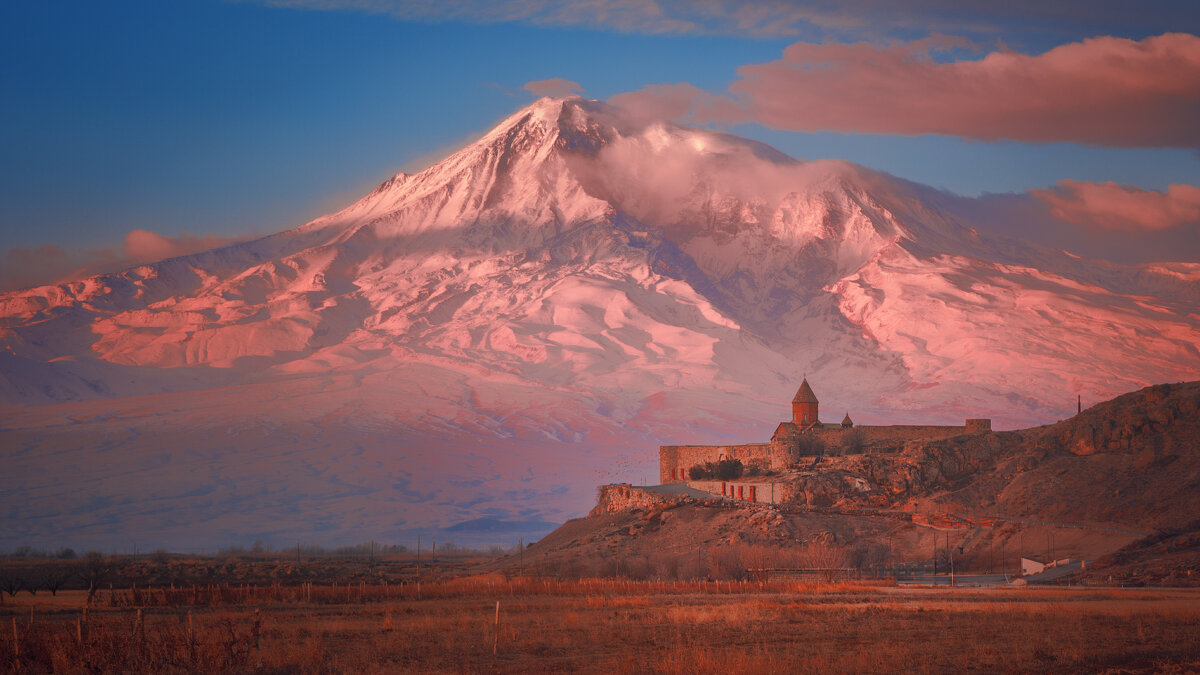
950,543,956,587
947,532,953,585
519,537,524,577
932,531,938,576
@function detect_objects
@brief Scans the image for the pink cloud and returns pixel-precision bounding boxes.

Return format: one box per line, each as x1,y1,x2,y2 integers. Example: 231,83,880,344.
0,230,248,292
523,78,583,99
121,229,240,262
612,33,1200,147
250,1,1191,44
1032,180,1200,231
609,83,749,127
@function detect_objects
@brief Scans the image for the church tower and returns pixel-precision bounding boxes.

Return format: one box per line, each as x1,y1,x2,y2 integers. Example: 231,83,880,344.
792,378,819,426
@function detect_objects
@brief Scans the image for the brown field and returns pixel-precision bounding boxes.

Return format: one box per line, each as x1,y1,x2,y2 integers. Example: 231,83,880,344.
2,578,1200,674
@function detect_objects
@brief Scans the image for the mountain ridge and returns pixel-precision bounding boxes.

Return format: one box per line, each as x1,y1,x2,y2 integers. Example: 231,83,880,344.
2,97,1199,549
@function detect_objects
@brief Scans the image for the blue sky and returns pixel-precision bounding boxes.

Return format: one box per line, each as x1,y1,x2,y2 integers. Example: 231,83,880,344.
2,0,1199,287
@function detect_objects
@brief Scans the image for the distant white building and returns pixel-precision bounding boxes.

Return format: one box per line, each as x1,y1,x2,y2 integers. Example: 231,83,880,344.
1021,556,1079,576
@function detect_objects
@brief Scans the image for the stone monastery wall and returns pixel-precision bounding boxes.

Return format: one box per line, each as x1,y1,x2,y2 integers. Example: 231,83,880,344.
656,380,993,486
659,443,772,483
824,423,977,445
591,483,674,515
660,420,992,484
688,479,793,505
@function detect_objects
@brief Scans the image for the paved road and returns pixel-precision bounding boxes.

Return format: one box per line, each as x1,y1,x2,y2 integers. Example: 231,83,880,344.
898,574,1010,587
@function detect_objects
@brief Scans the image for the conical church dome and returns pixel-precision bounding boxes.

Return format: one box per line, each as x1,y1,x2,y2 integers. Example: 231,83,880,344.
792,378,818,404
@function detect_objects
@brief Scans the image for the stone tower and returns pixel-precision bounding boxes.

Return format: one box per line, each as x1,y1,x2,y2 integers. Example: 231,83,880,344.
792,378,819,426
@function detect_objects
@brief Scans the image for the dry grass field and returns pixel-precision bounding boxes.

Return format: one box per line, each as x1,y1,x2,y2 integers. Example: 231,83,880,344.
2,578,1199,673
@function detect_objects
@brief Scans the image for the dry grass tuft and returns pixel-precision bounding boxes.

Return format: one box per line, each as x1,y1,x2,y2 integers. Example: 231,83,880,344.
2,582,1199,673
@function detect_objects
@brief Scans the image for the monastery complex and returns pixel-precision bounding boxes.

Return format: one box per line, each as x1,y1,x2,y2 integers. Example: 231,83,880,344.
656,379,991,504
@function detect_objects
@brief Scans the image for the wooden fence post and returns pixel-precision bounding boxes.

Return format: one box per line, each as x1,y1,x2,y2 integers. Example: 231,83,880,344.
253,608,262,668
187,610,195,663
493,601,500,656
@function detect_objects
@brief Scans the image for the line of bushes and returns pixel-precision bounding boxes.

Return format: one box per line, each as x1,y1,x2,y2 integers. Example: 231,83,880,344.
689,459,744,480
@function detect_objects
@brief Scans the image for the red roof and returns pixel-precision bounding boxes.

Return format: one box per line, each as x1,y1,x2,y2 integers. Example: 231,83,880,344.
792,378,818,404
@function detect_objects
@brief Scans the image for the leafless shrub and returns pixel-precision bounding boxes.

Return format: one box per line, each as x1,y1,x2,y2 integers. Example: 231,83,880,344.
0,569,25,598
841,428,867,454
649,550,682,580
33,563,76,596
709,547,748,580
798,542,849,571
849,542,892,570
82,551,112,605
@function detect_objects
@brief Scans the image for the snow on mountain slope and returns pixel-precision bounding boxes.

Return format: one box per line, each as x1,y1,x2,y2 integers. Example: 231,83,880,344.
2,96,1199,549
834,246,1200,410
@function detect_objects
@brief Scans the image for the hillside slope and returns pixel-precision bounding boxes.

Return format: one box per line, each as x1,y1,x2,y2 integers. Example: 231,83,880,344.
515,382,1200,577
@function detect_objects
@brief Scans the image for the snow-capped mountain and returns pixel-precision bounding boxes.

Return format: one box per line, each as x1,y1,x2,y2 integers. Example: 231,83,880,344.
3,97,1199,550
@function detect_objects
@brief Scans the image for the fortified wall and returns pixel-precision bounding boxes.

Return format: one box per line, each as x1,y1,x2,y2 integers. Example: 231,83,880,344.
659,444,774,481
659,379,991,484
591,484,675,515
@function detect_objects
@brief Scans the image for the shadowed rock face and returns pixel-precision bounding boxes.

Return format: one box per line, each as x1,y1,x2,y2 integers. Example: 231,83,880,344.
756,382,1200,532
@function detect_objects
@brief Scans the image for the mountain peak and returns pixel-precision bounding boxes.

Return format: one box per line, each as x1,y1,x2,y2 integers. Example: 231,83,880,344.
323,98,619,239
483,95,580,143
3,97,1200,552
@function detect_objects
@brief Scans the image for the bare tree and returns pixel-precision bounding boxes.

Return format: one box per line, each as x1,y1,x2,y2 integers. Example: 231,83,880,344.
0,570,25,599
849,542,891,570
35,563,76,596
798,541,850,580
81,552,112,605
709,546,748,580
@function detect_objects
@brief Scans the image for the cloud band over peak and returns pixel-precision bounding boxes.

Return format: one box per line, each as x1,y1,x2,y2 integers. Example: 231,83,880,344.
613,33,1200,148
1033,180,1200,231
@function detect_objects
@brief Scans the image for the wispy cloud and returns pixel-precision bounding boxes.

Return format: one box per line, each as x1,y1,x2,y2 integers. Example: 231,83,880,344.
244,0,1199,41
611,33,1200,148
250,0,701,34
1032,180,1200,231
523,78,583,98
0,230,249,292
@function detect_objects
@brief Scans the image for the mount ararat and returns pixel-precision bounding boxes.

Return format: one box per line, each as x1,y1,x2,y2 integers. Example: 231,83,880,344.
2,97,1198,550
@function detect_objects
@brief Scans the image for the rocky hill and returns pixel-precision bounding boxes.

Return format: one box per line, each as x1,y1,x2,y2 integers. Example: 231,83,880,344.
727,381,1200,533
507,382,1200,580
